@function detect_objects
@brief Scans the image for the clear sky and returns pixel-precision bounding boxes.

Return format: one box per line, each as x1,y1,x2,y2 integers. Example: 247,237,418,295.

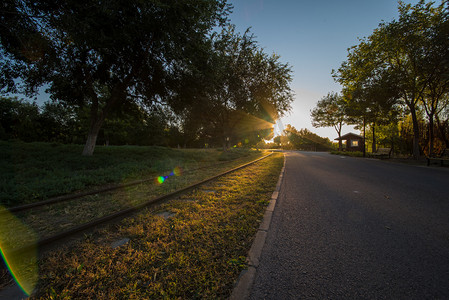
228,0,420,141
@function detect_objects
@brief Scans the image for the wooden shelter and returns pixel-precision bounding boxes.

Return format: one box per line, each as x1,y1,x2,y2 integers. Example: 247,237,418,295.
335,133,365,152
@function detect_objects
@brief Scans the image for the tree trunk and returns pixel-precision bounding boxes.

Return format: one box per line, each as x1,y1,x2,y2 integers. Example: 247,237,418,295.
428,115,435,157
372,122,376,153
409,106,421,159
363,116,366,157
337,130,342,151
335,123,343,151
390,126,395,156
222,137,227,152
435,116,449,148
82,117,104,156
80,77,128,156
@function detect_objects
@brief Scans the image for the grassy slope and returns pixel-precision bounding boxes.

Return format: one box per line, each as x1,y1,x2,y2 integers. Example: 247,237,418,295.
0,141,257,207
33,153,284,299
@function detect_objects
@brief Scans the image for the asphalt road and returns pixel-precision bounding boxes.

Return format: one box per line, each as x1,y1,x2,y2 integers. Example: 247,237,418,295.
249,151,449,299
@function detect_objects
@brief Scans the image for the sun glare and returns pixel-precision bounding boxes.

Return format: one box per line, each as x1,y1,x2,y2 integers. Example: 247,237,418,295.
273,119,284,137
0,207,38,296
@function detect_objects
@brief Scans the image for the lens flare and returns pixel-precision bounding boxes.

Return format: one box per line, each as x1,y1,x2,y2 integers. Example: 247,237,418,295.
173,166,182,176
274,119,284,137
156,167,183,184
0,207,38,296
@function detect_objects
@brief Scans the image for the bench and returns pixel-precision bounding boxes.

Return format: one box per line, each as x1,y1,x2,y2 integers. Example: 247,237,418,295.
427,149,449,166
368,147,392,159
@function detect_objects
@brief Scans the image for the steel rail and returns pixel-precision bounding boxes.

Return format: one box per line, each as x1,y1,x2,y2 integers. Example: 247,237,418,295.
9,152,273,255
3,158,242,214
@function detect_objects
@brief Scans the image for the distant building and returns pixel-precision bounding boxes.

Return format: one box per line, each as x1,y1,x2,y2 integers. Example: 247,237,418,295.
335,133,365,152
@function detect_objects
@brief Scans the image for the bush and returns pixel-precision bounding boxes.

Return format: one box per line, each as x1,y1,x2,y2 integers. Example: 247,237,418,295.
330,150,364,157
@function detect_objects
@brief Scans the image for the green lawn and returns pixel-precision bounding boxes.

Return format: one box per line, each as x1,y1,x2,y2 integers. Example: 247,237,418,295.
0,141,259,207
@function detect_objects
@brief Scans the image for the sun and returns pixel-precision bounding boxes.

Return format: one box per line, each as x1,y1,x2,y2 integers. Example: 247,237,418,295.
273,119,284,137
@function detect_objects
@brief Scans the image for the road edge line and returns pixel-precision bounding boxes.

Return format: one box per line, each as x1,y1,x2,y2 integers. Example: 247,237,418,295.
230,152,286,300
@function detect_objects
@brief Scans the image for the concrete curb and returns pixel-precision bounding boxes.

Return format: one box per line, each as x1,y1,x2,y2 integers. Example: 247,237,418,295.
230,153,286,300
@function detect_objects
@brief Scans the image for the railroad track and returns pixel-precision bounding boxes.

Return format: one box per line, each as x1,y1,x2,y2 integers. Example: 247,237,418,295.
3,158,244,214
5,152,273,255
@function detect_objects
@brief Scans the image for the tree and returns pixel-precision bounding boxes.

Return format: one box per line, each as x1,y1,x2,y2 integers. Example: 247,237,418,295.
0,0,230,155
273,135,281,144
100,103,169,146
170,26,294,150
38,101,82,143
0,96,40,141
334,0,449,159
283,125,333,151
418,4,449,155
345,70,400,153
311,92,346,150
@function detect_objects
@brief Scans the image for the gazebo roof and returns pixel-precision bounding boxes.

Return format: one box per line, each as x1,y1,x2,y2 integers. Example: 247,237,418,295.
334,132,364,141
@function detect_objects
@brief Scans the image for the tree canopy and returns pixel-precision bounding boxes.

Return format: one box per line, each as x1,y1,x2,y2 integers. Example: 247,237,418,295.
281,125,333,151
168,26,294,150
1,1,295,153
0,0,231,154
332,0,449,158
310,92,346,150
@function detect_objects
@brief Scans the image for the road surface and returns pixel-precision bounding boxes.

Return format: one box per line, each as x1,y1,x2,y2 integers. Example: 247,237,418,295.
250,151,449,299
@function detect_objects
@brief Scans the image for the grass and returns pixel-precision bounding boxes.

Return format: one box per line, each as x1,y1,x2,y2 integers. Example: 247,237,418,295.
0,141,260,207
330,150,364,157
29,152,284,299
2,150,267,244
329,150,437,167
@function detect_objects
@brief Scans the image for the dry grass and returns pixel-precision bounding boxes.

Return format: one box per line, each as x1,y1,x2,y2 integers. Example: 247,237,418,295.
31,153,284,299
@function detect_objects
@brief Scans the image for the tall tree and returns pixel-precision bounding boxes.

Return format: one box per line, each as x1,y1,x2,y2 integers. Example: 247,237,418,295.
283,125,333,151
310,92,346,151
0,96,40,141
170,26,294,150
334,0,448,159
418,2,449,155
0,0,230,155
346,70,400,152
435,95,449,148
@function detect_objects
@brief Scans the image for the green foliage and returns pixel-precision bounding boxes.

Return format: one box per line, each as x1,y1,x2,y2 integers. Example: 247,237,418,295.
283,125,334,151
310,92,347,150
100,104,171,146
1,2,294,155
332,0,449,159
311,92,346,132
273,136,281,145
171,26,294,150
38,101,85,144
0,97,182,146
1,0,231,155
330,151,364,157
0,96,40,141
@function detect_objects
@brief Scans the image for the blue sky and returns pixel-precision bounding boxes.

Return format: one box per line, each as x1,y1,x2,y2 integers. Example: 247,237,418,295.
228,0,420,140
